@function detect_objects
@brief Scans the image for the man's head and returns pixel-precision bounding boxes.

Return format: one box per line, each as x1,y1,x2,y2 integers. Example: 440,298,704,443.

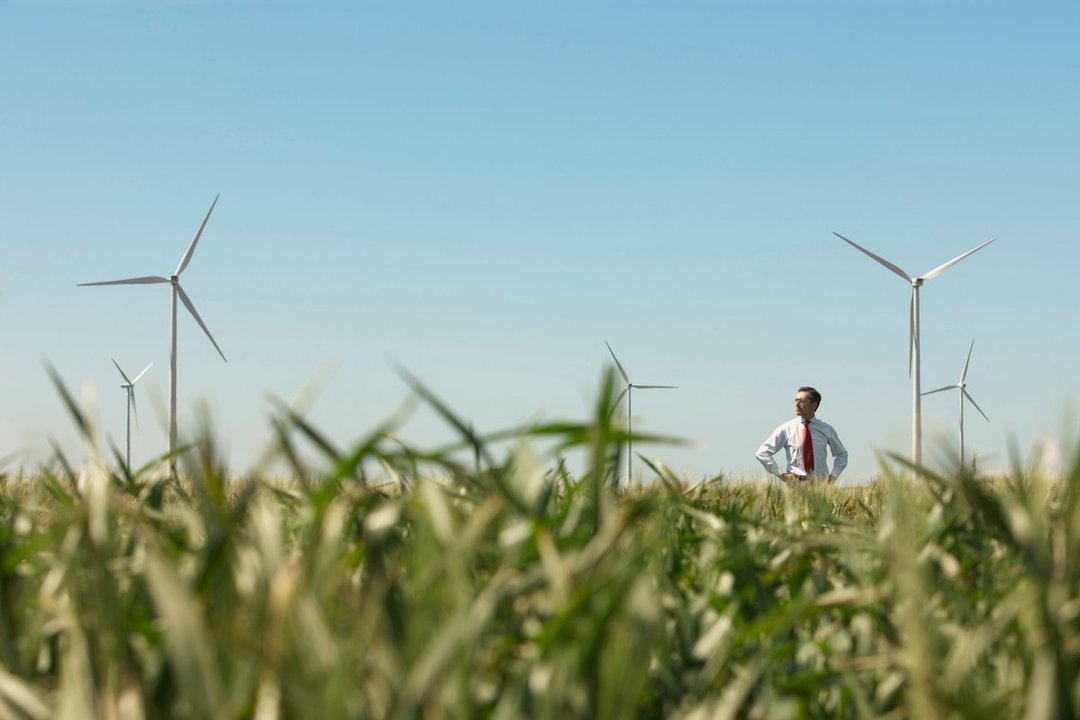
794,386,821,420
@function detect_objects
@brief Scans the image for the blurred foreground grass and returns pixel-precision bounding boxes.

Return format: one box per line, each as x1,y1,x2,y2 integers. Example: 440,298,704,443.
1,370,1079,719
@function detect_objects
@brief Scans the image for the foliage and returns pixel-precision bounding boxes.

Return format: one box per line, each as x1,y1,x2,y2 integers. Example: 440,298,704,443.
1,369,1079,718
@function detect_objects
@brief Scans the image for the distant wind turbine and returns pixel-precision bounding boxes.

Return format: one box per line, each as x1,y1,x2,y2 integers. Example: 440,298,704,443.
922,339,989,470
834,231,993,466
605,341,677,486
80,195,227,475
112,359,152,469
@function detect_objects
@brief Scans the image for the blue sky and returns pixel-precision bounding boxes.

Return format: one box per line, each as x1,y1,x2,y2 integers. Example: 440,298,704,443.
2,1,1078,483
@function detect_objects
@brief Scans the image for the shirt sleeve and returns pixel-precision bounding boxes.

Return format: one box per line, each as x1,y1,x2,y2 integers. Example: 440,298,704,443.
756,425,786,477
827,427,848,478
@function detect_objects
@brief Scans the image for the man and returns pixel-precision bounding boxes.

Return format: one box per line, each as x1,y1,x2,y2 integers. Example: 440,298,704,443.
756,386,848,484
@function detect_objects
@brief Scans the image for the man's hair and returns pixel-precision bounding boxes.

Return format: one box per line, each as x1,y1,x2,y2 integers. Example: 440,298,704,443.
798,386,821,405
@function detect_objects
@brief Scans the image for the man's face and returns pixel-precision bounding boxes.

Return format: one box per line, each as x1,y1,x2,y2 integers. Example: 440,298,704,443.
794,391,818,419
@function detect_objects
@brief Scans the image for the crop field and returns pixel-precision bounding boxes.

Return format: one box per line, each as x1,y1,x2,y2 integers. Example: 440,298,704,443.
1,371,1079,719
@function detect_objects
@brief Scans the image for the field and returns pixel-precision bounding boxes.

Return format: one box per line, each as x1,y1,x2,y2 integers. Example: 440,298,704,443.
1,371,1079,719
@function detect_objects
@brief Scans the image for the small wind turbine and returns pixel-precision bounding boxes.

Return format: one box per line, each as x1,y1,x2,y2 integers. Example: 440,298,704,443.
605,341,677,486
834,232,993,466
922,339,989,470
112,359,152,469
80,195,227,475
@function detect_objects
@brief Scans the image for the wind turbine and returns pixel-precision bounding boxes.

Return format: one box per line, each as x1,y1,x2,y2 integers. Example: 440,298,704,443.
80,195,227,475
834,231,993,466
605,341,677,486
112,359,152,470
922,338,989,470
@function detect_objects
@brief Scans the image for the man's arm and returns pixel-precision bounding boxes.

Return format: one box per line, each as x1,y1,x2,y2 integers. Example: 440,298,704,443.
828,427,848,478
756,426,786,477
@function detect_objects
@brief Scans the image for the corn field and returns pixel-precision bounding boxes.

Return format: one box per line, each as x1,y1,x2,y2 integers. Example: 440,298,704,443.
1,369,1079,719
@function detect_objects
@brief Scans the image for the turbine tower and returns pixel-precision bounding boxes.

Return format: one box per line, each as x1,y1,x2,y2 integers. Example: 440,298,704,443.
922,338,989,470
112,359,152,469
605,341,677,486
834,232,993,466
80,195,227,476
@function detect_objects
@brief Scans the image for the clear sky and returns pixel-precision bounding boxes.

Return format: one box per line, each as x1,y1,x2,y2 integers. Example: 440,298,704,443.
2,1,1078,483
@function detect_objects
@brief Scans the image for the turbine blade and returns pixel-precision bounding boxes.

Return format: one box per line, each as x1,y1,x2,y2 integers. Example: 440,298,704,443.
78,276,170,287
605,341,631,384
961,338,975,384
131,362,153,385
609,386,630,416
175,194,220,276
634,384,678,390
111,358,133,385
176,284,228,362
963,389,990,423
922,384,958,396
130,390,140,431
920,238,995,280
833,232,912,282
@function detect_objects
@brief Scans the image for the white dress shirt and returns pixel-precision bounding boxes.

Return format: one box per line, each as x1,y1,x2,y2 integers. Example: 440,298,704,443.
756,416,848,479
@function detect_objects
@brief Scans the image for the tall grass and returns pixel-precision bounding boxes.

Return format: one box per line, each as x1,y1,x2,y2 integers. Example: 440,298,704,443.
1,369,1079,718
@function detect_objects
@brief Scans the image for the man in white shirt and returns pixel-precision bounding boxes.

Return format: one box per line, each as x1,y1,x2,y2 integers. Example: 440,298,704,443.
756,386,848,484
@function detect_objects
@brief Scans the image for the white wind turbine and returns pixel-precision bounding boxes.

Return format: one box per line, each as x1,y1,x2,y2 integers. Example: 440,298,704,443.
112,359,152,470
834,231,993,466
922,338,989,471
80,195,227,475
605,341,677,485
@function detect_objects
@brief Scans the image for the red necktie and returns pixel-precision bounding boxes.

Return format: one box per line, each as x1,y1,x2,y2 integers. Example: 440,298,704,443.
802,420,815,474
